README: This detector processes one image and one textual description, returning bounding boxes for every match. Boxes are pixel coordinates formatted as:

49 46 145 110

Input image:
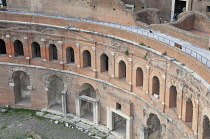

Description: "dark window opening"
83 50 91 67
66 47 75 64
206 6 210 12
152 76 160 97
119 60 126 79
203 116 210 139
49 44 58 61
0 0 7 7
100 54 109 72
185 98 193 128
136 67 143 87
116 103 121 110
0 39 6 54
14 40 24 57
169 86 177 109
31 42 41 58
174 0 186 15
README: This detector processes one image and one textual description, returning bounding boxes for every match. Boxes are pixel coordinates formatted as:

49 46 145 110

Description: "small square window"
206 6 210 12
116 103 121 110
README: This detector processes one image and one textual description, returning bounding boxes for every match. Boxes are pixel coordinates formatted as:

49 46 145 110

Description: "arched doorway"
76 83 99 124
13 71 31 105
203 115 210 139
80 83 96 121
147 113 162 139
48 75 64 111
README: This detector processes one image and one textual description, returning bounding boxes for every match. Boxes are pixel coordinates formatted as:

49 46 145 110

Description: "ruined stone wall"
143 0 172 22
136 8 160 25
6 0 136 25
193 12 210 33
170 12 195 30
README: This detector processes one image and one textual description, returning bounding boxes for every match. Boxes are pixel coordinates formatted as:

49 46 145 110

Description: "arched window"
136 67 143 87
66 47 75 64
14 40 24 57
49 44 58 61
0 39 6 54
31 42 41 58
100 54 109 72
185 98 193 127
119 60 126 79
83 50 91 67
169 85 177 109
152 76 160 97
203 116 210 139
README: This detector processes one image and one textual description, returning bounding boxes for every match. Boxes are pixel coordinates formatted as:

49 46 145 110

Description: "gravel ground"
0 108 92 139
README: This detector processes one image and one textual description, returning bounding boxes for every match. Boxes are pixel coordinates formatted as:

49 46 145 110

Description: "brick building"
0 0 210 139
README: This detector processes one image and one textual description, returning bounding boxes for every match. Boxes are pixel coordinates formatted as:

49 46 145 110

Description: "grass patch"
1 125 7 129
124 49 129 56
139 42 146 46
162 51 167 55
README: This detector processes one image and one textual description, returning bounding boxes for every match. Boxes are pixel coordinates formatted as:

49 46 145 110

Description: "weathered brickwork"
0 13 209 139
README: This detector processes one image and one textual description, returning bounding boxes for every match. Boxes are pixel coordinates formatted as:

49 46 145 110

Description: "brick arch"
9 67 32 83
63 43 78 64
202 108 210 139
133 62 147 87
96 50 112 59
149 70 164 99
80 46 94 69
13 40 24 57
11 36 26 57
76 79 99 97
115 55 129 81
43 73 68 91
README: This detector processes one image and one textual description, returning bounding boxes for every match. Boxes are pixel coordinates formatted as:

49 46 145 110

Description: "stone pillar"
110 52 115 77
171 0 175 20
76 98 81 117
146 65 151 95
93 102 100 124
61 90 67 115
107 107 113 130
140 125 148 139
126 117 133 139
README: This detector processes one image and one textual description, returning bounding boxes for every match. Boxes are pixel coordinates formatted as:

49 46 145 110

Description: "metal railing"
4 11 210 67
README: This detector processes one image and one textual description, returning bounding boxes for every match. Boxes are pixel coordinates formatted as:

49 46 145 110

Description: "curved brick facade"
0 9 209 139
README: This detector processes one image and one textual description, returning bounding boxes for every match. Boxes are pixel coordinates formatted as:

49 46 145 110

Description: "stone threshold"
36 109 123 139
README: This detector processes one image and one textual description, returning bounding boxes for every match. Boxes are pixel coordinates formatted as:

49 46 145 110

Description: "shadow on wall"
136 8 161 25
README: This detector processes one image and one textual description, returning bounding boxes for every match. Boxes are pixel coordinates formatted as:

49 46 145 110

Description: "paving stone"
76 122 92 130
36 111 44 117
50 115 63 120
90 128 101 135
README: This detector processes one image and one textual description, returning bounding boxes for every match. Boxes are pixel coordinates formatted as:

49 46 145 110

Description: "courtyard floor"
0 108 92 139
